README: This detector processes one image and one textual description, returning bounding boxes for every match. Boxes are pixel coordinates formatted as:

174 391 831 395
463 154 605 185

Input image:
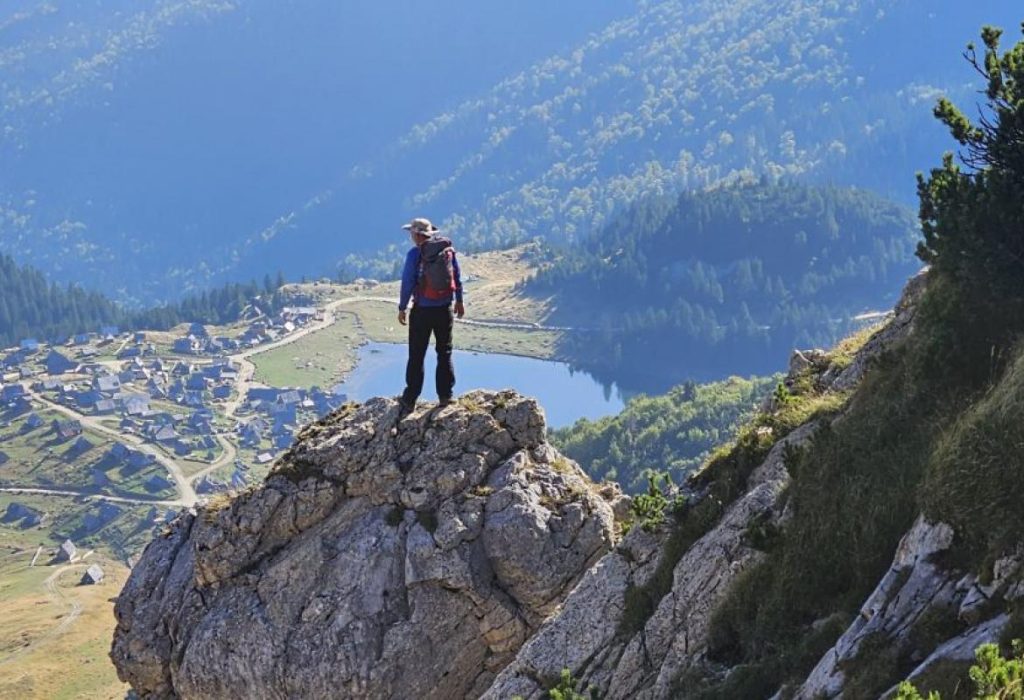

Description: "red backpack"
417 236 457 300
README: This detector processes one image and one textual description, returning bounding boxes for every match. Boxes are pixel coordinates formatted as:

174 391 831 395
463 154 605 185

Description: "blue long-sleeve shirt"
398 244 464 311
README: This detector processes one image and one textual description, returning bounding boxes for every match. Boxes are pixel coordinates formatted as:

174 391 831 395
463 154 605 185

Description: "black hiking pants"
401 305 455 404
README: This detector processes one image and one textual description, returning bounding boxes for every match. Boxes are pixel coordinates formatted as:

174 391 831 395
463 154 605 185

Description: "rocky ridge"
111 391 622 699
113 269 1017 700
483 270 947 700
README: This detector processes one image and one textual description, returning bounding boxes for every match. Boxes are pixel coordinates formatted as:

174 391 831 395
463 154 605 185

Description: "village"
0 302 352 565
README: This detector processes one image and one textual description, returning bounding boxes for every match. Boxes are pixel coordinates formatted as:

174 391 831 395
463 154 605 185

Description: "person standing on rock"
397 217 465 414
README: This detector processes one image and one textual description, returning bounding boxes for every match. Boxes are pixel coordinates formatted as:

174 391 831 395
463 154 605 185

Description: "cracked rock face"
791 516 1020 700
483 421 817 700
111 391 618 700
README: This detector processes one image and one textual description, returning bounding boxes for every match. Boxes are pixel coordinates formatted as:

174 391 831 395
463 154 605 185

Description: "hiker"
397 217 465 413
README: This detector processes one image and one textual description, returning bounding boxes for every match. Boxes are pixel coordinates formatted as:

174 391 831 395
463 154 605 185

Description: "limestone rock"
484 272 928 700
791 517 957 699
484 421 819 700
792 515 1019 700
111 391 616 700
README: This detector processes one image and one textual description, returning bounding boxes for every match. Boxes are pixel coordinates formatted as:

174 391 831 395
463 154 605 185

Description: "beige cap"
401 217 439 235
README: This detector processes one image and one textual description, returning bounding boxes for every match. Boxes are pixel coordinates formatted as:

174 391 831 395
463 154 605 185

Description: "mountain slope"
529 180 920 389
2 1 1021 300
254 0 1020 276
489 23 1024 699
108 18 1024 700
0 0 632 303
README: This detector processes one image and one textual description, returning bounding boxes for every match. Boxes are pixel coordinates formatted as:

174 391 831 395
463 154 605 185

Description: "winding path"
0 563 87 667
23 387 199 506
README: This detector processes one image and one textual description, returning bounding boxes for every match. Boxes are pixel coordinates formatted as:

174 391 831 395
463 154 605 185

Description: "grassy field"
293 244 552 323
353 300 562 359
255 246 563 389
0 410 179 502
0 541 128 700
0 493 167 563
0 410 114 490
251 312 364 389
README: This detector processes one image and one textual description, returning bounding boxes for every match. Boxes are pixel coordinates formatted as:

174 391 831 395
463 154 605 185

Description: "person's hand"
454 301 465 319
398 309 407 326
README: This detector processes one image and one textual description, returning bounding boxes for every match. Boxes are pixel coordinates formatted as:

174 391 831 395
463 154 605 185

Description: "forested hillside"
282 0 1019 281
683 24 1024 697
551 375 777 493
128 275 289 330
0 254 122 347
0 1 1018 300
528 181 920 389
0 253 288 346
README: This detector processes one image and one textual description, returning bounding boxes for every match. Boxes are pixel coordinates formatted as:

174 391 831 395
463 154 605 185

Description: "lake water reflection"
336 343 625 428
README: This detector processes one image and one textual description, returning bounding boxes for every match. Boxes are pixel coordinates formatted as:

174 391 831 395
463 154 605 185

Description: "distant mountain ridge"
1 1 1018 301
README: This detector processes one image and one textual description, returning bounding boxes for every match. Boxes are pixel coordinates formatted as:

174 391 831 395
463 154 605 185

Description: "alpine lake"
334 342 625 428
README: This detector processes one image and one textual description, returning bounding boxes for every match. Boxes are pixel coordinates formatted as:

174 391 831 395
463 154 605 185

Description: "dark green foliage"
628 472 687 533
0 250 289 346
897 641 1024 699
703 289 991 695
128 275 289 330
915 24 1024 571
842 632 907 700
0 253 122 347
917 24 1024 306
385 507 405 527
920 344 1024 569
682 614 849 699
528 181 919 387
898 660 974 700
550 376 777 494
416 509 438 534
844 605 970 700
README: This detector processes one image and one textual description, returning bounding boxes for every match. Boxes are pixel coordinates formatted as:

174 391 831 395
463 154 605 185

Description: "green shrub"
546 668 598 700
629 471 686 532
897 640 1024 699
701 273 1009 694
618 494 724 640
920 344 1024 568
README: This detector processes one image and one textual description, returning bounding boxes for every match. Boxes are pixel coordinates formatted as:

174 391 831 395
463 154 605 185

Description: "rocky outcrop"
828 266 928 392
484 420 818 700
111 391 620 700
790 516 1020 700
484 271 931 699
113 271 964 700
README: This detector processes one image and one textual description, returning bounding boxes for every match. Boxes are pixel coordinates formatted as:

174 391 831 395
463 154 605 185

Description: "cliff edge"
111 391 623 699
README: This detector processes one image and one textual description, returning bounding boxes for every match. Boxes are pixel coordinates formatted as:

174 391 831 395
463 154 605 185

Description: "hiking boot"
397 397 416 417
438 396 454 408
